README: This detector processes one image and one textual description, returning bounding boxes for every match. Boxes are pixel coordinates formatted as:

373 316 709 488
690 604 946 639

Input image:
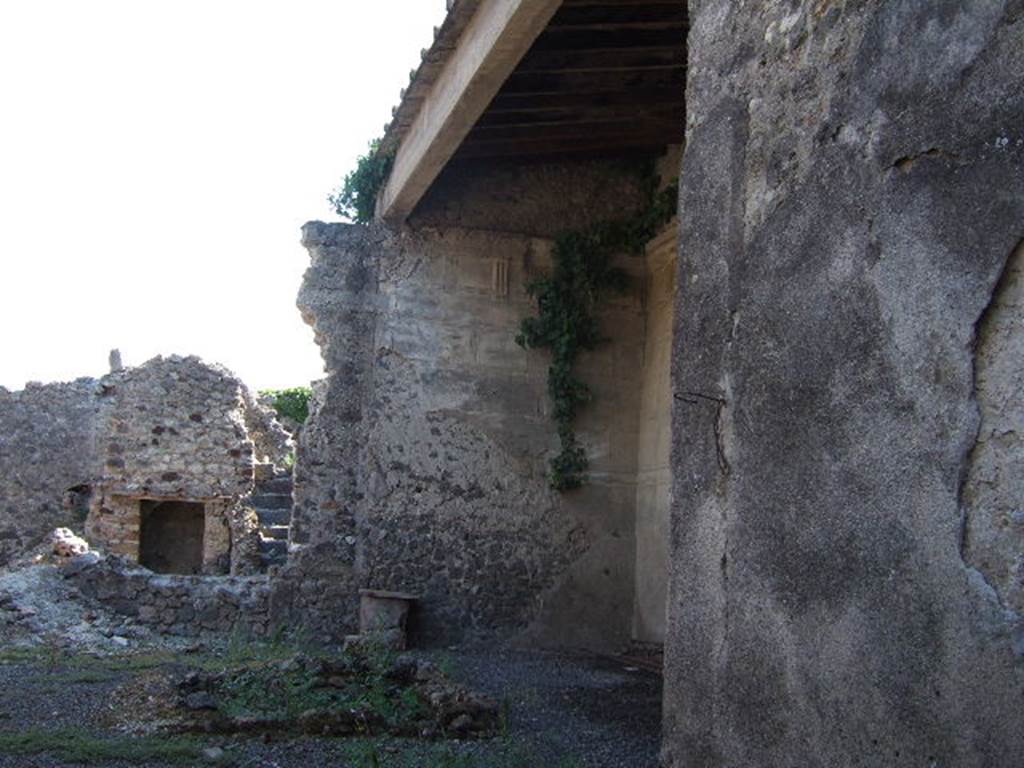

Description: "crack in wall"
890 147 963 174
674 391 731 477
960 237 1024 617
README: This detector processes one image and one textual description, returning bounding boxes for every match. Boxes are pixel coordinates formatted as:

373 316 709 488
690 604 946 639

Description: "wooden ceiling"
451 0 688 162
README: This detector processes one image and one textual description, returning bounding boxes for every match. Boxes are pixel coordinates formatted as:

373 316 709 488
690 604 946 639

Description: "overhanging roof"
378 0 688 223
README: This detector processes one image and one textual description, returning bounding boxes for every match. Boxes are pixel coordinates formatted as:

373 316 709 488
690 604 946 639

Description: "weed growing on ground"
213 637 427 731
0 728 208 764
337 737 547 768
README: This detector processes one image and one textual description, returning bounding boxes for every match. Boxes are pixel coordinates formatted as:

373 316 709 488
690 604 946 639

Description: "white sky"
0 0 447 391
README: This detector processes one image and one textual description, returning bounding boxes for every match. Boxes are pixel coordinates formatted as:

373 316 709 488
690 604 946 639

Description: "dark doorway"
139 500 205 574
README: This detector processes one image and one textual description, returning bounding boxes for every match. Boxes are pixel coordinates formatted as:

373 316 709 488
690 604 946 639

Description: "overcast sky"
0 0 447 391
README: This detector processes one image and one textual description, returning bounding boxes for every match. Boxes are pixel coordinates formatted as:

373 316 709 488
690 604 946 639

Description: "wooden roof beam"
378 0 562 224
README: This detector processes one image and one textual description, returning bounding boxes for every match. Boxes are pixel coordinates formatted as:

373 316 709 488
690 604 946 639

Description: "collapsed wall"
663 2 1024 766
0 356 291 577
85 356 258 573
0 379 103 565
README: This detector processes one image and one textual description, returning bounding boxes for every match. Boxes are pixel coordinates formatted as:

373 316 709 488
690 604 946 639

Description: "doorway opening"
139 499 205 574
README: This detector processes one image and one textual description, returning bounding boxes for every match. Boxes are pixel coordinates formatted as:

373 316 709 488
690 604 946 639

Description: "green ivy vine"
328 139 395 224
516 174 678 491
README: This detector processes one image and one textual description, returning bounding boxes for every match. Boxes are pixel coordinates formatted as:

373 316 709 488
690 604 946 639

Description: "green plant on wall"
329 139 396 224
260 387 313 425
517 172 678 491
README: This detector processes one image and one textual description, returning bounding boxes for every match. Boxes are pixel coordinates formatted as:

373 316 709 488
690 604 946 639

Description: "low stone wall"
66 554 270 638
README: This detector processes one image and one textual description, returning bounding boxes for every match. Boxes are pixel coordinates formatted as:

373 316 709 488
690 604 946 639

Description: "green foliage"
215 642 425 731
0 728 208 764
260 387 312 425
329 139 396 224
517 171 678 491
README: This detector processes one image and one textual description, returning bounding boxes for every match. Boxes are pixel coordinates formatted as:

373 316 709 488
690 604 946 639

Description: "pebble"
184 692 218 711
202 746 225 762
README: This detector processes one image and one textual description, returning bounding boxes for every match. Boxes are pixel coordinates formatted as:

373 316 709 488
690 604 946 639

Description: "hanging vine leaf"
517 172 679 491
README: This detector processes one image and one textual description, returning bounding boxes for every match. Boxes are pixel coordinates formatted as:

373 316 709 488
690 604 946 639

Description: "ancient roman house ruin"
284 0 1024 765
0 355 293 577
0 1 1021 765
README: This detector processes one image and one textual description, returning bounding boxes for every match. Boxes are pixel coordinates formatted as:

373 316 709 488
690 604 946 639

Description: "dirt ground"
0 564 662 768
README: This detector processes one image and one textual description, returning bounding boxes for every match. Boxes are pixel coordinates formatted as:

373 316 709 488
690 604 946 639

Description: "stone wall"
284 220 648 648
85 356 258 571
410 157 651 238
243 389 294 467
0 379 102 565
67 554 270 638
0 356 285 574
93 356 255 500
663 2 1024 766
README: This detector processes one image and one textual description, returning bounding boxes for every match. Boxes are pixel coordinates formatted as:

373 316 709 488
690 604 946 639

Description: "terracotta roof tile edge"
378 0 483 156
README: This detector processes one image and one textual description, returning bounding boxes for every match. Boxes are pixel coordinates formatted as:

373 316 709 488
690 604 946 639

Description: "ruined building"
0 355 293 576
287 1 1023 765
0 1 1020 765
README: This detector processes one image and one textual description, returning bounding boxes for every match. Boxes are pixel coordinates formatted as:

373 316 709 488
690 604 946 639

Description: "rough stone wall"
0 356 268 573
68 554 269 638
242 389 294 467
633 222 677 644
0 380 102 566
85 356 256 568
410 157 651 237
664 2 1024 766
94 356 254 500
286 221 646 648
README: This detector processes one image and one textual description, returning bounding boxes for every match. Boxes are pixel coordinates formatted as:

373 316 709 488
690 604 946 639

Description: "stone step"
262 476 294 494
253 508 290 526
249 493 292 510
260 524 290 541
259 538 287 556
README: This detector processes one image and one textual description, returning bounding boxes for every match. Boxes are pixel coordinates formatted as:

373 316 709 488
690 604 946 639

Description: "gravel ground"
0 563 661 766
0 644 661 768
422 645 662 767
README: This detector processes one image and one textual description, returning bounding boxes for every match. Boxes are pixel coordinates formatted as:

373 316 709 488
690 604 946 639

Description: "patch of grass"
0 645 48 664
215 644 426 730
0 728 210 765
336 737 546 768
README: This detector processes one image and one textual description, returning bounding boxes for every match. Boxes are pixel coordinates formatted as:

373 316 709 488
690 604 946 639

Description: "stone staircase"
250 465 293 571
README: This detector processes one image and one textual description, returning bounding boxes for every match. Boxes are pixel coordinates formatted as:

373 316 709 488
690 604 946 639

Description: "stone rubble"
50 527 89 559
